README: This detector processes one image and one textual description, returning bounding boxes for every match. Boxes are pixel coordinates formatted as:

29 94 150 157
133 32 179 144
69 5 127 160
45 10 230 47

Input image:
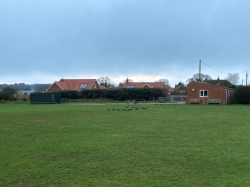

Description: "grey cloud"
0 0 249 84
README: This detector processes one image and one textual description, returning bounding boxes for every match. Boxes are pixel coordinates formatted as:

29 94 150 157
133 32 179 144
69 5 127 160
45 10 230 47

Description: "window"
80 84 88 89
200 90 208 97
127 85 135 88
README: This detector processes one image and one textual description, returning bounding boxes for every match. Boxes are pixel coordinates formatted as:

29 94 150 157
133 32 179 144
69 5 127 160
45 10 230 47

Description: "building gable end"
55 82 66 90
89 80 100 89
142 84 151 88
46 82 64 92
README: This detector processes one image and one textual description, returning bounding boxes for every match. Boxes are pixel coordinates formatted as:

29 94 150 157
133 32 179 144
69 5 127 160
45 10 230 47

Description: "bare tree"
158 79 170 86
97 76 115 88
186 73 212 83
225 73 239 85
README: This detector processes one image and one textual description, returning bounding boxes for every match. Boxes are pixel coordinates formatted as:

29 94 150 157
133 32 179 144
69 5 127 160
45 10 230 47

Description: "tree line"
186 73 240 85
98 72 241 88
0 83 51 92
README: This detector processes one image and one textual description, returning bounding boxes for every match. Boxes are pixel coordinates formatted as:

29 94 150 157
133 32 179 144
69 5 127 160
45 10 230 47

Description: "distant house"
203 77 233 87
123 81 165 89
99 84 108 89
165 85 174 93
122 78 173 93
173 85 187 95
46 79 106 92
187 80 234 105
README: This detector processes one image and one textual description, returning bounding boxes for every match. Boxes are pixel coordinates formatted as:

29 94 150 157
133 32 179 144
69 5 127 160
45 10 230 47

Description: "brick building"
187 81 234 105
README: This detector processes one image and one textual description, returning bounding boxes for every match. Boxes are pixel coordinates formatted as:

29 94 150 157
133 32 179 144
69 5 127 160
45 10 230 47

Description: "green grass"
1 103 250 186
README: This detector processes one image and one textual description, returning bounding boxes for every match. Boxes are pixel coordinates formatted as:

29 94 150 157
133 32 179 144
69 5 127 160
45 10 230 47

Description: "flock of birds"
107 105 149 111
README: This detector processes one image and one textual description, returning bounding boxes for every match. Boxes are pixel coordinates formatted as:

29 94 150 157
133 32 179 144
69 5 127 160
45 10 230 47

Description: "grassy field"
1 103 250 187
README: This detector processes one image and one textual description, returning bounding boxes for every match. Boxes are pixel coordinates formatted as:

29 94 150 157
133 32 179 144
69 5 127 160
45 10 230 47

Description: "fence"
14 94 30 101
170 95 187 103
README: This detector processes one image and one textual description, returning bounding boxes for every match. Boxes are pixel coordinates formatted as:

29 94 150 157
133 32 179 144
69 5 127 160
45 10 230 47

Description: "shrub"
2 86 16 94
59 88 167 101
79 89 107 99
234 86 250 104
0 91 15 101
59 91 79 99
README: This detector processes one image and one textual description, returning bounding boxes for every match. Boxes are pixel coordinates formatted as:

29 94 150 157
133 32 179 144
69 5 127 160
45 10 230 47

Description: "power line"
201 61 228 74
202 61 247 75
240 70 247 74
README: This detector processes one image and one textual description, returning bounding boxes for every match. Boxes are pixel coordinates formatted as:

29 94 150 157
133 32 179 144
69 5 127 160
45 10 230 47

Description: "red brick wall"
47 83 62 92
187 82 227 105
90 81 100 89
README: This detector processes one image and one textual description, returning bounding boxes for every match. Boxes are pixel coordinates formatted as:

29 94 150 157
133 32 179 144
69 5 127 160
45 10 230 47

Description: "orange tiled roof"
173 85 187 91
165 85 174 92
54 79 99 91
99 85 108 89
123 82 165 89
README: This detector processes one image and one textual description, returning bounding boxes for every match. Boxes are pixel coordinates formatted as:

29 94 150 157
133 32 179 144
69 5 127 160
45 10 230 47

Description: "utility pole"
199 60 201 82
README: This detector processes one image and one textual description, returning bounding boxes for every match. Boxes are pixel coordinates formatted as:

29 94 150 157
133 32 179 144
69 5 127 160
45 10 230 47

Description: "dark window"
127 85 135 88
200 90 208 97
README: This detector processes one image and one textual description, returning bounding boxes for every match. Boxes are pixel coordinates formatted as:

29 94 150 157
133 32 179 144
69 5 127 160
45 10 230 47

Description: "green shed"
30 92 61 104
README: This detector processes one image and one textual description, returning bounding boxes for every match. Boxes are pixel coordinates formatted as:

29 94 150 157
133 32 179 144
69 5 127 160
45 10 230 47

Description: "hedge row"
234 86 250 104
58 88 167 101
0 91 15 101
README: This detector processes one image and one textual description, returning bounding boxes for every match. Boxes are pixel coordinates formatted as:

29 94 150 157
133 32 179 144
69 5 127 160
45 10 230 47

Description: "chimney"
217 76 220 85
126 77 129 83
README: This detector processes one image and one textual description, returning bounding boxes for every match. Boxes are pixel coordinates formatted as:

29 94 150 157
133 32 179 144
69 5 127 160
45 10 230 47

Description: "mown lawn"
0 103 250 187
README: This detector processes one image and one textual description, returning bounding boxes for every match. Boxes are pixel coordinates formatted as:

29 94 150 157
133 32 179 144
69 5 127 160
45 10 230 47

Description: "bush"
0 91 15 101
79 89 106 99
59 91 80 99
60 88 167 101
234 86 250 104
2 86 16 94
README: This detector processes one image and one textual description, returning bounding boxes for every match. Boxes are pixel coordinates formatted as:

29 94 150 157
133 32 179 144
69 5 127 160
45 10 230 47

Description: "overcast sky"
0 0 249 86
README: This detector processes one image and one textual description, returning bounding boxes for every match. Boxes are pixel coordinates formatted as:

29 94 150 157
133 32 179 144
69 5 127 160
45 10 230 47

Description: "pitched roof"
174 85 187 91
48 79 99 91
123 82 167 89
203 79 232 87
99 85 108 89
165 85 174 92
188 81 233 89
